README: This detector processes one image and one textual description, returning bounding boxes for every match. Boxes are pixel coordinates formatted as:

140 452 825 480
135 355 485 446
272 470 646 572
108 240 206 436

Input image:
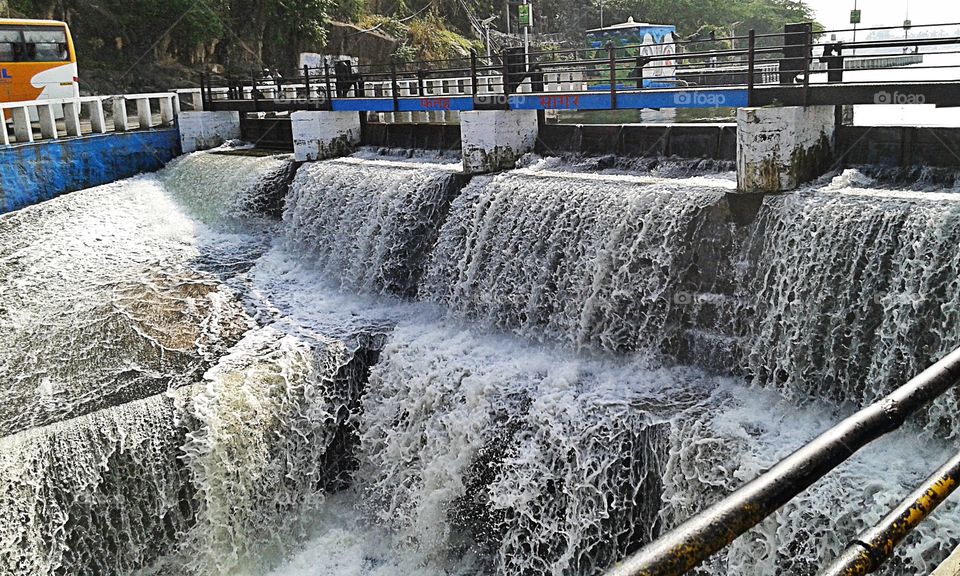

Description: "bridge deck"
207 80 960 114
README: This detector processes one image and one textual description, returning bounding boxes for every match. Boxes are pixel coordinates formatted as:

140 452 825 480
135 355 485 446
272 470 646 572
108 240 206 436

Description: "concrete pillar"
441 79 455 123
160 97 175 126
113 97 129 132
397 81 413 123
291 111 361 162
736 105 835 194
460 110 539 174
11 107 33 143
63 101 82 137
89 99 107 134
190 90 204 111
178 110 241 153
37 104 58 139
136 98 152 130
380 82 394 124
426 80 443 123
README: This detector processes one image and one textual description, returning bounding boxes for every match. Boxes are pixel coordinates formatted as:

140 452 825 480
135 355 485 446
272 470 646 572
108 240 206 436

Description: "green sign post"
850 9 861 24
518 4 533 27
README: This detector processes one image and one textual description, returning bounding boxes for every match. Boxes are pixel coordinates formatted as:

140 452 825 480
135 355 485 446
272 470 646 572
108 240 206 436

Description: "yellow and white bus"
0 19 79 114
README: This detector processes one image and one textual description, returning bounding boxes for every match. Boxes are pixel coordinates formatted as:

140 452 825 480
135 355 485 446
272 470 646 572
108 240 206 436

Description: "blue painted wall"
0 129 181 214
328 88 749 113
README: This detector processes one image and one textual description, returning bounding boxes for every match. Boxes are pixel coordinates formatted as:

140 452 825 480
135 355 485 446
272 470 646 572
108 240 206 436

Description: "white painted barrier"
1 92 179 146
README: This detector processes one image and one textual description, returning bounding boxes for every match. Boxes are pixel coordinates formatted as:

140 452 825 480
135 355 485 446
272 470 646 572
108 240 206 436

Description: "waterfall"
153 328 382 575
160 150 298 226
421 167 734 353
420 164 960 422
6 152 960 576
737 184 960 426
283 157 468 296
0 150 317 575
271 321 960 576
0 387 197 575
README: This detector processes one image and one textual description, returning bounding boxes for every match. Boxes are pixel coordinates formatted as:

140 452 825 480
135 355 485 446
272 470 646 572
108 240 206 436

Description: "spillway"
2 150 959 576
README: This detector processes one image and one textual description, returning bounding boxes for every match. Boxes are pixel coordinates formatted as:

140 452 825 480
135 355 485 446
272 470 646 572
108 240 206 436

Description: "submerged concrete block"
460 110 539 174
291 111 361 162
736 105 835 193
178 111 241 153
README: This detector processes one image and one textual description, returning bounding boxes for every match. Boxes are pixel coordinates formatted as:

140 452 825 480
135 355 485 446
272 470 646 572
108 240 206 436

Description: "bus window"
0 28 19 62
22 28 69 62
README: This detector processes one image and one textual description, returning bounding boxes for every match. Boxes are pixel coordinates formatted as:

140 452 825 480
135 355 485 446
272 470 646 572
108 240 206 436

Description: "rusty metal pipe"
604 346 960 576
818 450 960 576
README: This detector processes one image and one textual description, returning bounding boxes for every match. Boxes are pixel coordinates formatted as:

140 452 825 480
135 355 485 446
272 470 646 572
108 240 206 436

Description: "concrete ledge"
0 130 181 214
737 106 835 193
179 111 241 153
291 111 361 161
461 110 538 174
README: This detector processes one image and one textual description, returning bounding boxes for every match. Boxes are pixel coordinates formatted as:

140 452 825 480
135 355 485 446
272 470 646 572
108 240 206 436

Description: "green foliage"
403 12 480 61
9 0 819 89
357 14 408 38
8 0 336 73
542 0 816 41
357 11 481 65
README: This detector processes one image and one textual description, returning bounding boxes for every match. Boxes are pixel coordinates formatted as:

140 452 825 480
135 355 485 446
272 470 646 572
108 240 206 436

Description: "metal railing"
819 449 960 576
195 21 960 115
603 345 960 576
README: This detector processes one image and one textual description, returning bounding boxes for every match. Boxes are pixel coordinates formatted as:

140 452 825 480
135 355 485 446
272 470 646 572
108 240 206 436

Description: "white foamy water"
738 182 960 427
264 321 958 576
420 168 730 352
283 157 465 296
4 151 960 576
0 171 252 437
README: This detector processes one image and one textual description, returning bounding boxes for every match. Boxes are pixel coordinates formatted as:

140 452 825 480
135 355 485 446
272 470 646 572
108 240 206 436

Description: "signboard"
904 19 912 30
850 9 861 24
518 4 533 27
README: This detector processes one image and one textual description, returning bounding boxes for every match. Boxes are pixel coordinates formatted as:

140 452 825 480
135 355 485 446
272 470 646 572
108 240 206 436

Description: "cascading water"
283 156 467 296
4 150 960 576
270 321 959 576
0 150 371 576
420 164 736 353
0 169 251 437
0 387 197 575
736 179 960 424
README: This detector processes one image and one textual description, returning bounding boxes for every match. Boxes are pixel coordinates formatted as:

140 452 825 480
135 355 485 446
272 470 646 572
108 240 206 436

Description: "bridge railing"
196 20 960 115
1 92 179 146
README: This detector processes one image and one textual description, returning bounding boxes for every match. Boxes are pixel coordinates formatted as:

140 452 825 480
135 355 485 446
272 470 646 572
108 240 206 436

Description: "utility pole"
851 0 859 56
904 0 911 43
521 0 531 65
481 15 498 63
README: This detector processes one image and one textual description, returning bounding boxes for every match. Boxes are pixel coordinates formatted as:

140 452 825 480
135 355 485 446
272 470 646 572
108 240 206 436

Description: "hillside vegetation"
6 0 814 92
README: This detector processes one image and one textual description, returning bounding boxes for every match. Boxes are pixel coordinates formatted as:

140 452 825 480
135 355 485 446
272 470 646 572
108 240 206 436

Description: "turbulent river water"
2 149 959 576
